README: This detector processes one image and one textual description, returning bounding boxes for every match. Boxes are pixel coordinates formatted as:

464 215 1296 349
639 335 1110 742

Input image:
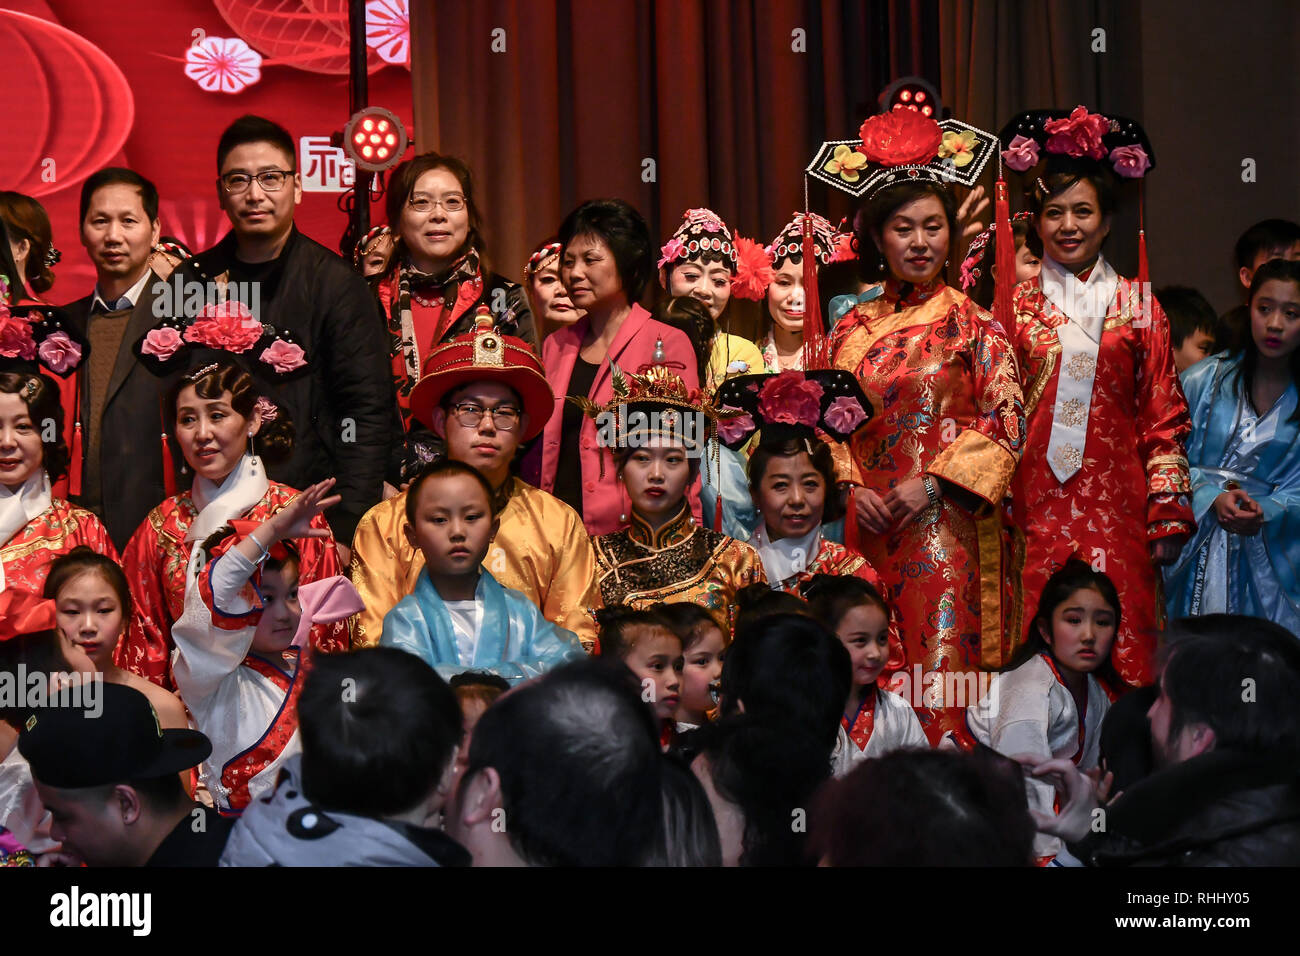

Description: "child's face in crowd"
1249 278 1300 363
621 443 691 524
1014 239 1041 283
1039 586 1116 676
754 450 825 541
767 260 806 336
405 474 495 579
1174 328 1216 373
251 562 301 654
1035 178 1110 269
1242 243 1300 290
174 386 260 483
836 602 890 689
678 625 726 722
433 383 525 484
55 569 124 671
0 391 44 491
361 232 394 277
622 626 683 721
529 254 583 327
667 257 732 321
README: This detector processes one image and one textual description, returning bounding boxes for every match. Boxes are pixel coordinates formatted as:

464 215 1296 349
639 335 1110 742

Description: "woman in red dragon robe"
998 107 1194 688
808 108 1026 744
116 306 349 690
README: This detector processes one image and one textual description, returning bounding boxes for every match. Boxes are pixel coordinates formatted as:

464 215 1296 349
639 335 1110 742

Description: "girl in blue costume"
1165 259 1300 632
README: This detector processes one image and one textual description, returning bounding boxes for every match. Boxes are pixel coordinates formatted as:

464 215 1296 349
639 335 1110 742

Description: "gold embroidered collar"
628 502 695 550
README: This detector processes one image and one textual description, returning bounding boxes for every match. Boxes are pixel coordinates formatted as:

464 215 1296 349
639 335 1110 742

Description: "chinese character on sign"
299 136 356 193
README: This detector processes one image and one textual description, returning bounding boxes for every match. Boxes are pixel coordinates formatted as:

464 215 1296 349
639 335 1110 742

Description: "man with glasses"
350 311 600 650
164 114 392 557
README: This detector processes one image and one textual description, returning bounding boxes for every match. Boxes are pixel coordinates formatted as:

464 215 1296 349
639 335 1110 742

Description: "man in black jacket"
1025 615 1300 866
163 115 392 552
66 168 176 551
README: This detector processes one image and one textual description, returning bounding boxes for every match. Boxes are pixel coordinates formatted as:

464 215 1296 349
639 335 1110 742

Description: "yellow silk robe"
829 278 1025 745
349 478 601 650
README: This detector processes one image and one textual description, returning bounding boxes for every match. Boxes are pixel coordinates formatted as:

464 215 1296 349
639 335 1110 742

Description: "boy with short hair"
1156 285 1220 373
220 648 470 866
380 460 585 683
1220 219 1300 350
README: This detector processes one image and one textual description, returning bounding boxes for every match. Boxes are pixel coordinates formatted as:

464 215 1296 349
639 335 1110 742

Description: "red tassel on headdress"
160 401 177 499
1137 180 1150 288
992 177 1015 330
67 386 83 497
714 492 724 532
800 216 828 370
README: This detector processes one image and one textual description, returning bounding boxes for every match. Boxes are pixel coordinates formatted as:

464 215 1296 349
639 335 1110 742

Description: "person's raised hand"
271 478 341 542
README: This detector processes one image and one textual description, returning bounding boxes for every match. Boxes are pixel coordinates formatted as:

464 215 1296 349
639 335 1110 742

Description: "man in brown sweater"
66 168 176 550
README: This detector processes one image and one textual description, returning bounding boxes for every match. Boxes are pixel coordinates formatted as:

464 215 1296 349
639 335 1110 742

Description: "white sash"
0 471 52 591
752 523 820 588
184 454 270 588
1040 255 1119 483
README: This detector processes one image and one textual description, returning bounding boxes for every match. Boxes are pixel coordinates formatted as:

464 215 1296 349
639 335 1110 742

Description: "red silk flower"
858 109 943 167
731 236 775 301
759 371 823 427
184 301 264 353
1043 106 1110 160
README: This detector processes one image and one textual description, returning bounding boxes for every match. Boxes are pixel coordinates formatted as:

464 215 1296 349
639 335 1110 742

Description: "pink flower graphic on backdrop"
185 36 263 94
366 0 410 66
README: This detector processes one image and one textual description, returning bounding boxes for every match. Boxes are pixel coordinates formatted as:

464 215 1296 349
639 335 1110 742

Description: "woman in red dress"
0 301 113 594
117 311 349 690
809 110 1025 744
998 108 1193 688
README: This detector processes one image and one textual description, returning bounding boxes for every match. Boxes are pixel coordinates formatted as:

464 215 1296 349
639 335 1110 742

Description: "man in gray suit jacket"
66 168 176 551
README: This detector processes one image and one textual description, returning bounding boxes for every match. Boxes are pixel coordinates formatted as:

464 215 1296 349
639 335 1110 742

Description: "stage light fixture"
877 77 944 120
342 106 408 172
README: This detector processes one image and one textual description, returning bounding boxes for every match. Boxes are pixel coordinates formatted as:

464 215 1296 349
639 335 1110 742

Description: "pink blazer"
532 303 702 536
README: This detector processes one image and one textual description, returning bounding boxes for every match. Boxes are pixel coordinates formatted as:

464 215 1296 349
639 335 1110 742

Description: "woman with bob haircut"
529 198 699 534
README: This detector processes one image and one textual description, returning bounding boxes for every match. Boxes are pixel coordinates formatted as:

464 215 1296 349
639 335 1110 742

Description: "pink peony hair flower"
141 326 184 361
823 396 867 433
37 332 82 374
1001 134 1040 172
1043 106 1110 160
658 237 687 269
715 410 755 445
758 371 823 427
0 314 37 360
253 396 280 423
1109 144 1151 179
185 301 264 353
260 339 308 373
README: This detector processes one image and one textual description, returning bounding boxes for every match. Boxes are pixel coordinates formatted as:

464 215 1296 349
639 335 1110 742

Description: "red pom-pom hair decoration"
730 236 774 300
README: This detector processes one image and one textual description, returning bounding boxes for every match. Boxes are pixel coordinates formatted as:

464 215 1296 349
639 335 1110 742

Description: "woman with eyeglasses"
374 154 539 488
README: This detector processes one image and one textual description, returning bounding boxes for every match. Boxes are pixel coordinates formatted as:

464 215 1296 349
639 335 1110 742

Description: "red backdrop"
0 0 415 302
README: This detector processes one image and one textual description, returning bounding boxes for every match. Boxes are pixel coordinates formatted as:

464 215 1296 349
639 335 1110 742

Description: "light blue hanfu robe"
380 569 586 684
1164 353 1300 633
700 436 759 541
